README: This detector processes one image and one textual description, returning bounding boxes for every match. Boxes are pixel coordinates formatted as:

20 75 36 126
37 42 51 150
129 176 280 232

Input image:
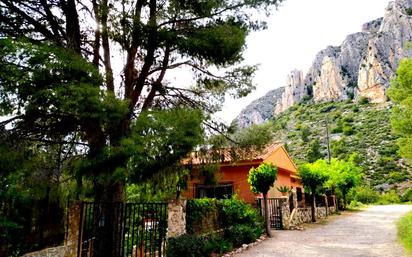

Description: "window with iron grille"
194 183 234 199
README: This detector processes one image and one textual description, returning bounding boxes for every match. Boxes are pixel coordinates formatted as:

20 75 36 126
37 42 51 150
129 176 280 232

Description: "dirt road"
235 205 412 257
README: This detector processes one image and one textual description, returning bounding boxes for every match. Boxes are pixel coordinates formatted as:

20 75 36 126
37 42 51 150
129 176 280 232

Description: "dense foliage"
248 162 277 236
0 0 284 255
325 158 362 207
170 197 263 257
248 163 278 195
397 211 412 255
186 197 262 234
299 160 330 195
388 58 412 164
253 100 412 189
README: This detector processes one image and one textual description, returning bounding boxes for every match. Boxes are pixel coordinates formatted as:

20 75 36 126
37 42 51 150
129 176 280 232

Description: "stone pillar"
291 190 298 210
64 202 81 257
324 195 329 216
167 199 186 238
280 197 290 230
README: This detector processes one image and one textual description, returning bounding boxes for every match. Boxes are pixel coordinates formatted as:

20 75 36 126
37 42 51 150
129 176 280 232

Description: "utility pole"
325 115 331 163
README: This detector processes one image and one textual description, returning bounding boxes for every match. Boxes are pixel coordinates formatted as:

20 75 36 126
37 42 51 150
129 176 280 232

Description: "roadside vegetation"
167 196 263 257
269 100 412 188
398 211 412 255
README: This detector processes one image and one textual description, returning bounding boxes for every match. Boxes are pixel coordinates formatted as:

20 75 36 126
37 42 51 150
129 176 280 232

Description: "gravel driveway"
235 205 412 257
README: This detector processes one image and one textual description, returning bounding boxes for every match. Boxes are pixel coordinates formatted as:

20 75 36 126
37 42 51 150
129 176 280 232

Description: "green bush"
401 189 412 202
397 211 412 255
186 195 262 233
331 125 343 134
218 196 262 228
166 234 207 257
377 190 401 204
406 8 412 15
181 196 264 256
348 200 365 209
359 97 369 104
168 220 262 256
203 233 232 255
224 224 262 247
347 186 380 204
186 198 218 234
342 124 354 135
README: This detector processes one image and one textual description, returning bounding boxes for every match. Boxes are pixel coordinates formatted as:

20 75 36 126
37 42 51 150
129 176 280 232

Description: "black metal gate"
77 202 168 257
256 198 284 229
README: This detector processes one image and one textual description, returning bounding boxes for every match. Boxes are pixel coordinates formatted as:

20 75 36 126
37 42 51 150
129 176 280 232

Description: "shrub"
218 196 262 228
331 125 343 134
300 125 310 142
186 198 218 234
347 186 380 204
166 234 206 257
343 115 354 123
343 124 354 135
359 97 369 104
352 106 360 112
397 211 412 255
224 224 262 247
407 7 412 15
401 189 412 202
202 233 232 255
348 200 365 209
377 190 401 204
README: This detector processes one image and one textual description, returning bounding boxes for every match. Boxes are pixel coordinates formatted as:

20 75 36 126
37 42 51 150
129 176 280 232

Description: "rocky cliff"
235 0 412 128
357 0 412 102
274 70 306 114
234 87 284 129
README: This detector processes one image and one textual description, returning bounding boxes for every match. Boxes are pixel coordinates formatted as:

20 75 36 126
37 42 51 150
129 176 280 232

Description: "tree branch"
142 45 171 109
1 0 56 41
101 0 114 91
158 3 244 27
131 0 158 108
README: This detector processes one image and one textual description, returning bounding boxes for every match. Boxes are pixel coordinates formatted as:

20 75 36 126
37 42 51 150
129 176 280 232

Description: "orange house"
182 143 303 204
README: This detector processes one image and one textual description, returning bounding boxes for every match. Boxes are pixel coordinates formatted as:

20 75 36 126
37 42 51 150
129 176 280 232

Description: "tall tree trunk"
311 190 316 222
263 193 272 237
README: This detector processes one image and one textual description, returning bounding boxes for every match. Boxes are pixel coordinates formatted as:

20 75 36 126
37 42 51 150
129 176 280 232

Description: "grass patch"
398 211 412 255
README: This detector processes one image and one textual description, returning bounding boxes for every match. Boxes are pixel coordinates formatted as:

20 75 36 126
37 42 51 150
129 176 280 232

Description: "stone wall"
281 192 337 229
167 199 187 238
21 203 81 257
288 206 331 228
64 203 81 257
21 246 67 257
280 198 291 229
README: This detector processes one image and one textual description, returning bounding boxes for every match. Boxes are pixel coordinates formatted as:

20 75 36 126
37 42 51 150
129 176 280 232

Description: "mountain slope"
270 100 411 190
234 87 284 128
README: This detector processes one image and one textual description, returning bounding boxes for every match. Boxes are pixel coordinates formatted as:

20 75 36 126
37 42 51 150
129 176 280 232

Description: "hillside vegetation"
266 99 411 190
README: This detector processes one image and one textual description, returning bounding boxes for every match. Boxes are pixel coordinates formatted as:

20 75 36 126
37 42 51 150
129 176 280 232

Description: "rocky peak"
307 31 370 102
304 46 341 89
274 70 305 114
357 0 412 102
235 0 412 128
362 18 383 33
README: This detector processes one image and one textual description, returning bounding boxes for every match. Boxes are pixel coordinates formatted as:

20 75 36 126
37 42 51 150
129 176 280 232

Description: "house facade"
182 143 303 204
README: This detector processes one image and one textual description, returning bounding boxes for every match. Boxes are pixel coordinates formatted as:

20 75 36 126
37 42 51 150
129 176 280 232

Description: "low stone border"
221 235 268 257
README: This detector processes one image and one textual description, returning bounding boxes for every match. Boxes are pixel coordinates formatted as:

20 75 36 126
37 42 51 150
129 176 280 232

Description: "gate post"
64 202 81 257
280 198 290 230
167 199 186 238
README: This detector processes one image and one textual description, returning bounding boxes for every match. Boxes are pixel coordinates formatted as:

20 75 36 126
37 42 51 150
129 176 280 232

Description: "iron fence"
256 198 285 229
77 202 168 257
